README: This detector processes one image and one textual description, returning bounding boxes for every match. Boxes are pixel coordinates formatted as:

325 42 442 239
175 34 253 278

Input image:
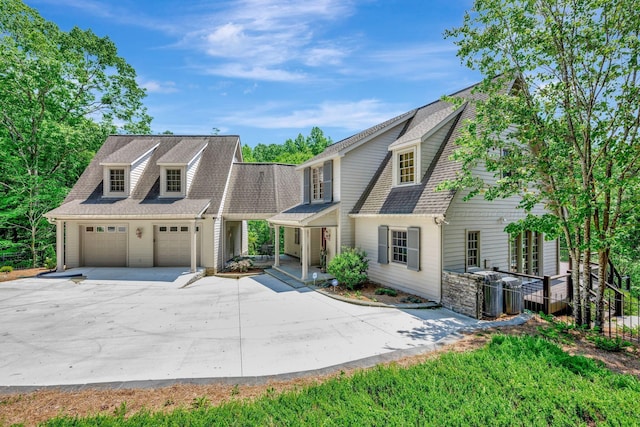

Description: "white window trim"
393 146 420 187
102 166 130 198
311 165 324 203
160 166 186 198
390 227 408 265
466 230 480 271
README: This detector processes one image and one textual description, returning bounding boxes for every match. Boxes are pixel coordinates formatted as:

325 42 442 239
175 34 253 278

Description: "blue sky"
25 0 480 147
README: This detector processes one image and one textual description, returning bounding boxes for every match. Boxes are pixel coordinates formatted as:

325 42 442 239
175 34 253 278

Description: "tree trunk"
595 249 609 329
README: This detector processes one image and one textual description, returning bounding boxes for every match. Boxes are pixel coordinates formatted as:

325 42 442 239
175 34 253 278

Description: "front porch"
270 254 334 285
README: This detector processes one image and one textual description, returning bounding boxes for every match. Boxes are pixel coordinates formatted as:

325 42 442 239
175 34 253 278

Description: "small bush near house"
44 257 56 270
1 266 13 273
225 258 253 273
375 287 398 297
327 247 368 290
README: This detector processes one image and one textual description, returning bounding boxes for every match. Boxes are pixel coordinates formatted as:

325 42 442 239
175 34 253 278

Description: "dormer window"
395 148 417 186
110 169 125 193
166 169 182 193
160 166 185 197
102 166 130 197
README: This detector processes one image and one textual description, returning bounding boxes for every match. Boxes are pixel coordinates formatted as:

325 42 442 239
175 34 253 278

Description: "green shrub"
590 335 632 352
0 266 13 273
44 257 56 270
375 287 398 297
327 247 368 290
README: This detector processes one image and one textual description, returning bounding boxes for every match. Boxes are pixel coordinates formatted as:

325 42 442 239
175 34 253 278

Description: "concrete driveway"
0 270 523 389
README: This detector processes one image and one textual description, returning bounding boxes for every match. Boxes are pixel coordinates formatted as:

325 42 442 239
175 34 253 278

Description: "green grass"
43 335 640 426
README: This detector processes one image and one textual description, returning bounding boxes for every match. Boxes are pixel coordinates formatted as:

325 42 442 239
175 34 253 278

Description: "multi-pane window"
467 231 480 268
510 231 542 275
399 151 415 184
110 169 125 192
166 169 182 193
312 166 324 201
391 230 408 264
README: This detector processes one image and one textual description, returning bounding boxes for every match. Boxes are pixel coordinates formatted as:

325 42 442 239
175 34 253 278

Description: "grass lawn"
41 335 640 426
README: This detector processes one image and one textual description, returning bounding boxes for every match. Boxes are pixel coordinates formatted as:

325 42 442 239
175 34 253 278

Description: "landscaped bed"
317 280 432 306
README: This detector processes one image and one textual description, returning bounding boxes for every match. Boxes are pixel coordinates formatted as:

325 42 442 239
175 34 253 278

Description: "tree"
242 127 332 164
444 0 640 326
0 0 152 266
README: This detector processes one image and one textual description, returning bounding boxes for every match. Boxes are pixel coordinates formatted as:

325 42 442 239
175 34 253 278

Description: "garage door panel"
82 226 127 267
154 225 191 266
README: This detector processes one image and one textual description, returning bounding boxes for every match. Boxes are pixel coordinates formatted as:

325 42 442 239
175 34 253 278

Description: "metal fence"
479 271 640 344
0 251 47 270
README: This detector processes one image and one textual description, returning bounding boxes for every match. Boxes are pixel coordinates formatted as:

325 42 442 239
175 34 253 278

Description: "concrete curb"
311 287 441 309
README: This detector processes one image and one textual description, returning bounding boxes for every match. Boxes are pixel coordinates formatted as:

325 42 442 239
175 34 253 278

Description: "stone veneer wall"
441 270 484 319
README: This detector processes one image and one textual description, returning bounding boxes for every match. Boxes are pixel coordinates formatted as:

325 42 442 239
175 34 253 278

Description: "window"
294 228 300 245
159 226 167 232
398 150 415 184
96 226 105 233
467 231 480 268
311 166 323 201
501 149 512 178
391 230 408 264
180 226 189 232
110 169 125 192
166 169 182 193
86 226 94 232
510 231 542 275
170 226 178 232
107 226 116 233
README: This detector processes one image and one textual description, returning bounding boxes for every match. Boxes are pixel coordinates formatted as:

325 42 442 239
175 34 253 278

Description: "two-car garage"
80 224 199 267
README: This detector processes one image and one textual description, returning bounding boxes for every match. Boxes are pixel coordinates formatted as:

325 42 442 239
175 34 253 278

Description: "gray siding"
421 114 457 178
339 123 406 248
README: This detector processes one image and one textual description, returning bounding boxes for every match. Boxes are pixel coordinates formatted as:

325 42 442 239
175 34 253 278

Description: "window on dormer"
109 169 125 193
398 150 415 184
311 166 324 201
166 169 182 193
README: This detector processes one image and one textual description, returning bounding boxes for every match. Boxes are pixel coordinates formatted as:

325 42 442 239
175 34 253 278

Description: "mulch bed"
320 281 431 305
0 267 49 282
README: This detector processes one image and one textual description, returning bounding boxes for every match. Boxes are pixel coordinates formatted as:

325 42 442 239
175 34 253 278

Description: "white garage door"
154 225 197 266
82 225 127 267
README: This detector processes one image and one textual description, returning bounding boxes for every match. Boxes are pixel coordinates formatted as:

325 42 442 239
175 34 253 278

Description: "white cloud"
221 99 406 131
139 79 179 94
203 64 307 82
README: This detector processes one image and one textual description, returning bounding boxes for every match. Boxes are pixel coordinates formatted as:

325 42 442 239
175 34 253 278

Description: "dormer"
157 139 208 198
100 139 159 198
388 103 464 187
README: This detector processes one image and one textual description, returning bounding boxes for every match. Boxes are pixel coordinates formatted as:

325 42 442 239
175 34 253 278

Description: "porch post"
301 227 308 280
56 220 64 272
190 219 197 273
274 225 280 267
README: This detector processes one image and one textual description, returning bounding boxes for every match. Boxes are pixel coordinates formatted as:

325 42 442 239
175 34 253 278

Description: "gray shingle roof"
301 109 418 165
352 81 488 216
223 163 300 216
46 135 240 218
157 138 208 165
269 202 339 224
99 138 159 165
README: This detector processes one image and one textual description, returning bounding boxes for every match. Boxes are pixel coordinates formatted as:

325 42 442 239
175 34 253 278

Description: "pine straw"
2 317 639 426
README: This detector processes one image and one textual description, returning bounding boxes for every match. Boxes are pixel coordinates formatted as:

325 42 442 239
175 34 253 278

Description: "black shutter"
303 167 310 204
378 225 388 264
323 160 333 202
407 227 420 271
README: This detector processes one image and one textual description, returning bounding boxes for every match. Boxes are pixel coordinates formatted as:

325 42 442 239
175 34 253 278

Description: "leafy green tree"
444 0 640 326
0 0 152 266
243 127 332 164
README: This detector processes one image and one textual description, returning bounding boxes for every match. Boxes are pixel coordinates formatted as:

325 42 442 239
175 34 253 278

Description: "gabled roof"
157 138 208 165
222 163 300 216
46 135 240 219
100 138 159 165
299 109 418 167
352 80 491 216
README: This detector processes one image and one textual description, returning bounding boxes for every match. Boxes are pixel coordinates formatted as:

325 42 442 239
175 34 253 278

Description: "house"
45 135 299 273
268 81 559 301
